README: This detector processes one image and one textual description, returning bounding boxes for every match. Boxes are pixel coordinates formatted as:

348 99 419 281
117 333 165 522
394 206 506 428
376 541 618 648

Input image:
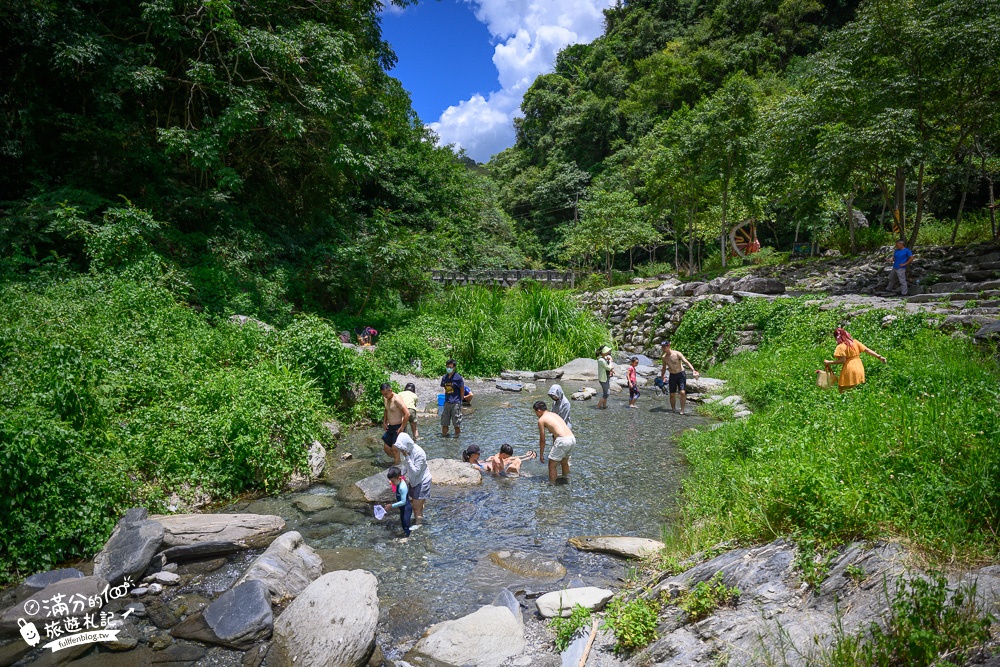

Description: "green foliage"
825 574 993 666
677 572 741 622
671 299 1000 560
0 274 380 583
795 539 835 590
548 604 593 651
845 564 866 584
603 596 662 652
376 284 610 377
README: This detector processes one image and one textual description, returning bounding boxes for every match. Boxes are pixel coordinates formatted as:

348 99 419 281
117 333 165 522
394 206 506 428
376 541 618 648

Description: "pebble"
148 583 163 595
145 571 180 585
132 587 149 596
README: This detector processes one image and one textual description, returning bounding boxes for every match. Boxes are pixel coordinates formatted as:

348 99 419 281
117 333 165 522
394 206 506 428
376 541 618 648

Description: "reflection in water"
224 388 699 649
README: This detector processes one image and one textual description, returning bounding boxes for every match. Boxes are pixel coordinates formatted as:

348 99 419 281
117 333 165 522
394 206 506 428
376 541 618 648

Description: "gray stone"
102 619 140 651
354 469 393 503
571 387 597 401
501 370 537 380
488 551 566 579
235 531 323 604
171 579 272 649
974 321 1000 340
292 494 337 513
552 358 598 381
536 587 614 618
267 571 378 667
732 276 785 294
406 604 525 667
428 458 482 486
685 377 726 394
145 571 180 586
491 588 522 624
1 575 109 633
733 410 752 419
533 369 564 380
230 315 275 331
567 536 664 559
151 513 285 555
23 568 84 592
93 507 165 587
307 441 326 479
719 395 744 407
496 381 524 392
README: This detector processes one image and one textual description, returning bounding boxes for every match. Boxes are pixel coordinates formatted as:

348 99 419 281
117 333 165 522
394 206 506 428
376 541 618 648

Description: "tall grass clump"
376 282 610 376
669 298 1000 562
0 273 386 583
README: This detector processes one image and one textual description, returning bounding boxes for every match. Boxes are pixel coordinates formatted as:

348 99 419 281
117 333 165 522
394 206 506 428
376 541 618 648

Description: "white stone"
568 536 664 559
536 587 614 618
407 605 525 667
268 570 378 667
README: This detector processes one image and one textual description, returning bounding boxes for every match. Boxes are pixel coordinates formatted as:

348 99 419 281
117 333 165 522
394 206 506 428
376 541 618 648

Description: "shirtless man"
659 340 699 415
381 383 410 464
534 401 576 483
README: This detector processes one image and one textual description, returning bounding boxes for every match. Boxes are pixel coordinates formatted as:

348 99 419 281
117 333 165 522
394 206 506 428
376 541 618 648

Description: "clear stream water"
222 389 701 651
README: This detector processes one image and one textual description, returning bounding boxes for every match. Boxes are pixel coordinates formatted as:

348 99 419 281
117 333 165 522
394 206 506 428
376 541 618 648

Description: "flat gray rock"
1 575 109 632
171 579 272 649
406 604 525 667
23 568 84 592
292 494 337 513
552 358 598 381
93 507 165 587
428 458 482 486
568 535 664 559
533 369 565 380
267 570 378 667
488 551 566 579
536 587 614 618
354 468 393 503
501 370 537 380
152 513 285 551
496 381 524 392
235 531 322 604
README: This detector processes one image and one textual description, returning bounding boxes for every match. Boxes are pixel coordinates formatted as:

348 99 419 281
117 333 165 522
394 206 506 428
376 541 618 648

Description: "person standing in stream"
659 340 699 415
393 433 432 526
440 359 464 437
381 383 409 464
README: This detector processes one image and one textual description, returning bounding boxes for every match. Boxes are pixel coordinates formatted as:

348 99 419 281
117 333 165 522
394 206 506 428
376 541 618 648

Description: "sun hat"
599 345 612 355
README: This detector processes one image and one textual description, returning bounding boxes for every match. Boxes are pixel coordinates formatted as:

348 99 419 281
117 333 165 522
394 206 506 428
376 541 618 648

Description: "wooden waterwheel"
729 219 761 258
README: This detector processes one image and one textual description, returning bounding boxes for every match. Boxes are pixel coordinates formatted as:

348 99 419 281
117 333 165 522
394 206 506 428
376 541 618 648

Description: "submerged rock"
488 551 566 579
567 535 664 559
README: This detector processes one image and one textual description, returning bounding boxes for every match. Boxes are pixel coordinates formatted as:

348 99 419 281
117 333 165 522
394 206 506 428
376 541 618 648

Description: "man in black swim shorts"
659 340 699 415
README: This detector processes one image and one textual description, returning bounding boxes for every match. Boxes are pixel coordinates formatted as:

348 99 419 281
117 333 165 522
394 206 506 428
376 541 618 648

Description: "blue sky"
380 0 615 163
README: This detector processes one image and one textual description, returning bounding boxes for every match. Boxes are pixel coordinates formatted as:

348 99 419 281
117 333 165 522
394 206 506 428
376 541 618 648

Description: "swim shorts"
668 371 687 393
441 401 463 429
382 424 401 446
410 478 432 500
548 435 576 462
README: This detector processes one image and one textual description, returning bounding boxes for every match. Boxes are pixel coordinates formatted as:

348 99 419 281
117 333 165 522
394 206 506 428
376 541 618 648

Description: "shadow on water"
223 387 703 648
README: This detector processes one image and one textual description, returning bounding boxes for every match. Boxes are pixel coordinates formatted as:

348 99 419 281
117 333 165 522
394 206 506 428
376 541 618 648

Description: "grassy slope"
667 298 1000 562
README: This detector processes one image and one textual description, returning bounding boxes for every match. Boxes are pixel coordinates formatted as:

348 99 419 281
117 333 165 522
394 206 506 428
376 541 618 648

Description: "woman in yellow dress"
824 327 886 393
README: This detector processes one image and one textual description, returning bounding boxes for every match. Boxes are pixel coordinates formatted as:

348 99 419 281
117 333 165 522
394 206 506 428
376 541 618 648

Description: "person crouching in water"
534 401 576 483
484 443 537 475
547 384 571 429
382 467 412 538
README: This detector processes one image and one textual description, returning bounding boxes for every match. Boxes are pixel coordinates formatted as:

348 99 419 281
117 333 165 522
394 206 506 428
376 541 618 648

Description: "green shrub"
0 275 366 583
548 604 593 651
795 540 835 590
825 573 993 666
677 572 740 622
670 298 1000 561
823 226 894 254
603 596 661 652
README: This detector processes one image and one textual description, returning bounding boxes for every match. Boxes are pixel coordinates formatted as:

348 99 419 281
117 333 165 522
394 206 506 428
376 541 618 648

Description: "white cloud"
429 0 615 162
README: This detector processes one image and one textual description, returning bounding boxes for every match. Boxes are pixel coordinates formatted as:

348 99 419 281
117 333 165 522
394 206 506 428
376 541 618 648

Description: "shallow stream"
223 388 701 653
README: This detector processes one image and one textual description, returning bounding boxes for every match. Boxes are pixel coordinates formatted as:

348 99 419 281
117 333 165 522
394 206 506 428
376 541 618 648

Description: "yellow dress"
834 341 868 388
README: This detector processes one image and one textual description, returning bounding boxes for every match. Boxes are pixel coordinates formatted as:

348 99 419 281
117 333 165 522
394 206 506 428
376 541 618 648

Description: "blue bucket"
438 393 446 406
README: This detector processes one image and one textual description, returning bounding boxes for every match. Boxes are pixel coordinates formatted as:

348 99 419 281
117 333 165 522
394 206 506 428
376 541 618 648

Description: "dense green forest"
490 0 1000 274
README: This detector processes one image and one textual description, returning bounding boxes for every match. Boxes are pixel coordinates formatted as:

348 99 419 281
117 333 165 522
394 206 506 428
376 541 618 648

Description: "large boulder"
974 320 1000 341
354 469 393 503
152 513 285 562
23 568 85 593
307 441 327 479
488 551 566 579
552 358 598 381
533 369 564 380
171 579 272 649
496 381 524 392
428 459 482 486
93 507 165 587
405 604 525 667
568 536 664 559
266 570 378 667
1 576 109 634
685 376 726 394
732 276 786 295
536 587 614 618
234 531 323 604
